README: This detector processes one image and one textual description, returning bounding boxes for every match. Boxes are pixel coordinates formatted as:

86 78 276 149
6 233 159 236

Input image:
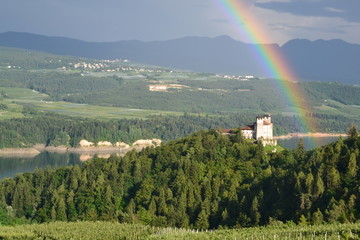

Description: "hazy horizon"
1 0 359 45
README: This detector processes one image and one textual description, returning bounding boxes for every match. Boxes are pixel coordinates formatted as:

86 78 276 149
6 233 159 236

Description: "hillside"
0 32 359 84
1 129 359 229
1 46 360 140
282 39 360 84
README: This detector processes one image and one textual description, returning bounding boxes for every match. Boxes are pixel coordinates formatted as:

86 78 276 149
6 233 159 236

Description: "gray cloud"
325 7 345 14
212 18 231 24
269 23 346 34
254 0 360 22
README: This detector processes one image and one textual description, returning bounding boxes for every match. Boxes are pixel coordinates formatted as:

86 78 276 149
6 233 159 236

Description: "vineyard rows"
0 222 359 239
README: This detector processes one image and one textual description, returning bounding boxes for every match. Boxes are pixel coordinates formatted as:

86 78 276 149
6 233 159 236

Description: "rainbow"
215 0 318 144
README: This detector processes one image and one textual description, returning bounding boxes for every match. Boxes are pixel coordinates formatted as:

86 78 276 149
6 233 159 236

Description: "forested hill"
1 129 359 229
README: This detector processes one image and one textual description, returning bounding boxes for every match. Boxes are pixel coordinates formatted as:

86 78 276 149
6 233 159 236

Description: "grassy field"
0 221 359 240
0 87 186 120
314 99 360 119
1 59 359 127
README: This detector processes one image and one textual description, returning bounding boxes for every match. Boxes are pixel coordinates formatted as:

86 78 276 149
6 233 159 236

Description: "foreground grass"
0 221 359 240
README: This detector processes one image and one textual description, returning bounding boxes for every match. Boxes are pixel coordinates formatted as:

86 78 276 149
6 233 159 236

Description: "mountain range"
0 31 359 84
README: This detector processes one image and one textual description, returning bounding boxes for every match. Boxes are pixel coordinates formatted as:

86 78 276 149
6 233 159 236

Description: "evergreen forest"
1 128 359 230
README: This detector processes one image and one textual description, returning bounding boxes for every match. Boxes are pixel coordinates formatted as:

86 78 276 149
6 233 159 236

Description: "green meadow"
314 99 360 119
0 87 185 120
0 47 360 131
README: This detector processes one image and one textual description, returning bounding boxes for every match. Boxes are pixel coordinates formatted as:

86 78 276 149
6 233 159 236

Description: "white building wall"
241 130 253 139
255 120 263 140
255 115 273 140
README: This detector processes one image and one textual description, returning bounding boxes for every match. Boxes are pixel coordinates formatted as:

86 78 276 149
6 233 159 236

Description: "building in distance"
222 114 277 146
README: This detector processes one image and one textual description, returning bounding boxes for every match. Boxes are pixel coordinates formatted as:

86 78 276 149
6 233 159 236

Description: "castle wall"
241 130 253 139
255 122 263 140
262 124 273 139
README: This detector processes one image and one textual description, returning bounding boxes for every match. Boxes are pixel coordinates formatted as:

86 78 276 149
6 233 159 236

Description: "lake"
0 136 342 180
277 136 340 150
0 152 84 180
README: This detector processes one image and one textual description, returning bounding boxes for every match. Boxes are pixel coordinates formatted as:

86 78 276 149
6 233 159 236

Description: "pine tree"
313 173 325 198
66 190 77 221
250 196 261 225
195 209 209 230
148 197 157 215
56 197 67 221
347 153 357 177
157 188 168 216
327 167 341 189
294 138 306 163
221 208 229 225
312 208 324 225
348 126 358 139
298 214 308 226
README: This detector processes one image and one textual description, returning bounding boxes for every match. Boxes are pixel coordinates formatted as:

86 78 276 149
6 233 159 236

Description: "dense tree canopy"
1 129 359 229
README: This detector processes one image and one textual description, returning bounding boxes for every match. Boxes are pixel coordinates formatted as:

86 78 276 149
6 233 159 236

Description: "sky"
1 0 359 45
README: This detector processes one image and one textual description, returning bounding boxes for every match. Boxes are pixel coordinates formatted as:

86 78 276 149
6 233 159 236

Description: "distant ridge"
0 31 359 84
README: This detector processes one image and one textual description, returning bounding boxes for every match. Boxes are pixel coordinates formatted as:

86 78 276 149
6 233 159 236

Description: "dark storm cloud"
1 0 359 44
255 0 360 22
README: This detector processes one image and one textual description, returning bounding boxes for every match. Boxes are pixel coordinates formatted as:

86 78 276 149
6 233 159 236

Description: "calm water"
0 136 342 179
277 136 340 150
0 152 83 180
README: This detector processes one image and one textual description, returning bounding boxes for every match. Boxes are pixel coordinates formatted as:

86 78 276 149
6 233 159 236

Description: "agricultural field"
1 47 360 131
0 221 359 240
0 87 185 120
314 99 360 119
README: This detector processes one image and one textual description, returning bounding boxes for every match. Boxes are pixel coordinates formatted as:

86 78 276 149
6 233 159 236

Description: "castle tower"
255 114 273 140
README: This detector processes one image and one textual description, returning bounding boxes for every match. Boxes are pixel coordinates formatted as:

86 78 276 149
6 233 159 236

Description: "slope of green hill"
1 46 359 114
1 46 360 137
1 129 359 229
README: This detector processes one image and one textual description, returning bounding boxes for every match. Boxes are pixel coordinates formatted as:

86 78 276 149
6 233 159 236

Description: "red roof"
240 126 254 130
240 123 255 130
221 129 234 134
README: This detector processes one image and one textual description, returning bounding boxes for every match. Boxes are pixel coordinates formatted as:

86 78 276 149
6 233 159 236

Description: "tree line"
1 111 357 149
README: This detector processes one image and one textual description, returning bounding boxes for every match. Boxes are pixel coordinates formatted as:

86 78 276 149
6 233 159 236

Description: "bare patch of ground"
0 148 41 158
148 84 189 92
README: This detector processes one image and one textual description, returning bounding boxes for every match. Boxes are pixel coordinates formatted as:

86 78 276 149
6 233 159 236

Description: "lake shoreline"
0 133 348 157
274 132 347 140
0 144 145 158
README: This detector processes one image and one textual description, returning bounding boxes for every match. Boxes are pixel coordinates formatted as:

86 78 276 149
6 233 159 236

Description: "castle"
222 114 277 146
